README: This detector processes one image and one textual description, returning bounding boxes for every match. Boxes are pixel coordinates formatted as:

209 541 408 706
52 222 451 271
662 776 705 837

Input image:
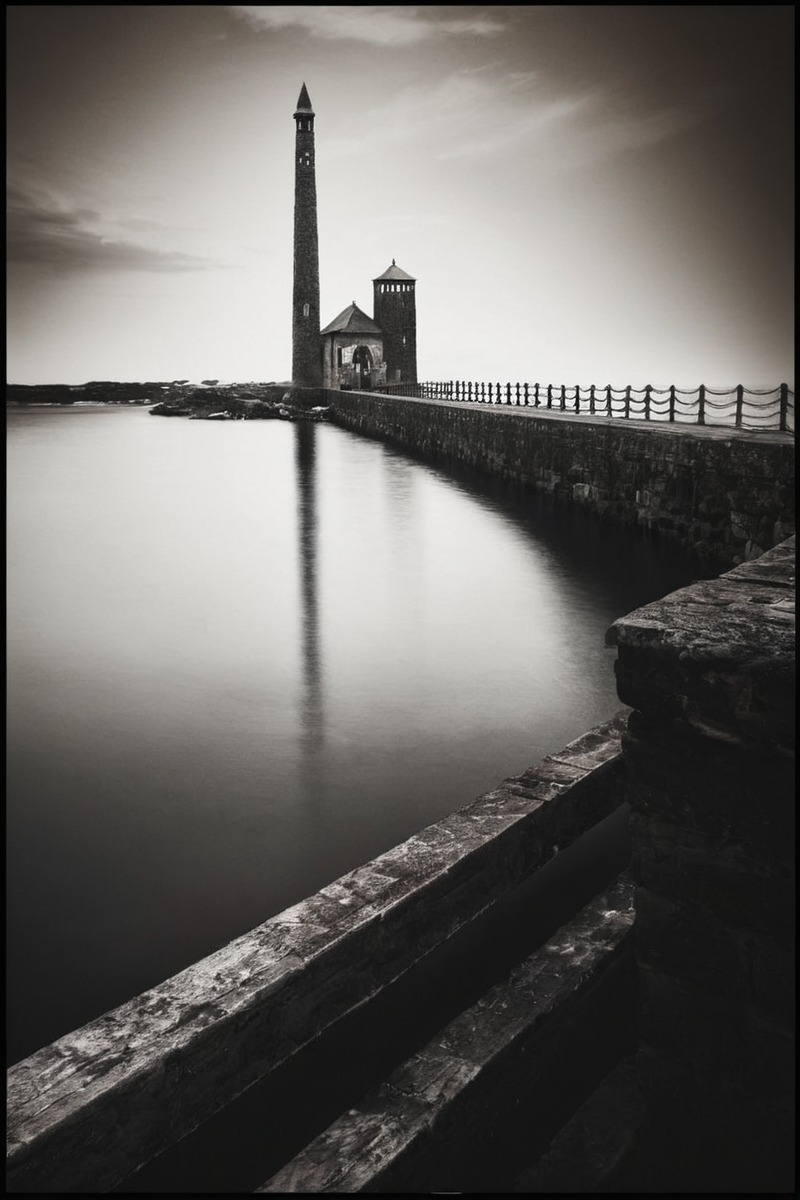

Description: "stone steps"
258 874 635 1194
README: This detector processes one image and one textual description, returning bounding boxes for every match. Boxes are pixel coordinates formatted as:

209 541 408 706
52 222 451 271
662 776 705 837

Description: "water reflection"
295 420 324 757
7 408 706 1065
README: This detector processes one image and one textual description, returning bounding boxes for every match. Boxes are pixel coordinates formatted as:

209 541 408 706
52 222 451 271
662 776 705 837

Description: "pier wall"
326 390 794 567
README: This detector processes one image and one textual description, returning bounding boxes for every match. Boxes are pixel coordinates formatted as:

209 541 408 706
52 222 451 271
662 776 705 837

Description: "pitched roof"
373 259 416 282
295 83 313 114
320 302 382 336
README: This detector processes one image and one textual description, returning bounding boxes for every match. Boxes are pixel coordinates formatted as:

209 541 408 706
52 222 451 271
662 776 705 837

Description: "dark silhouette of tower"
372 260 417 384
292 84 322 387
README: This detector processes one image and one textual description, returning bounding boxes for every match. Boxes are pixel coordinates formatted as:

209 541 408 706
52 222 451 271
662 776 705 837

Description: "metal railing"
375 381 794 433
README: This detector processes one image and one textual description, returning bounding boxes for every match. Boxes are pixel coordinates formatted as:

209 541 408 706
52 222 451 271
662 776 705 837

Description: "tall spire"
292 85 322 387
295 82 313 114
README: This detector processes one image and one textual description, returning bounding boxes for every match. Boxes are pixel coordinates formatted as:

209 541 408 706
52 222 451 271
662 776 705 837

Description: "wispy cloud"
228 5 505 47
324 71 706 169
7 186 218 274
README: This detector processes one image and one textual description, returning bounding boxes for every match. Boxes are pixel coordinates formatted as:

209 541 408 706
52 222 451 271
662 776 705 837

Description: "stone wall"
607 536 795 1191
326 391 794 567
321 333 385 391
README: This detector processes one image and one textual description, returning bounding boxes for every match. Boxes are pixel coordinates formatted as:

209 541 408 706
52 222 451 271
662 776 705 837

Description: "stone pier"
326 390 794 568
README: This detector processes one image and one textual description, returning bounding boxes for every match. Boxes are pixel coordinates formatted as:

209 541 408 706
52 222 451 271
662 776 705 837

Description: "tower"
372 260 417 384
292 84 322 387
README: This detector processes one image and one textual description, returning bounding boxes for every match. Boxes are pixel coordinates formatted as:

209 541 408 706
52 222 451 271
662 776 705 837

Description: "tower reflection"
295 420 324 756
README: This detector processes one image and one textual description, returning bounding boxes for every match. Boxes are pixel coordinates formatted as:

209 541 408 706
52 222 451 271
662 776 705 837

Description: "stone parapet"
606 536 795 1190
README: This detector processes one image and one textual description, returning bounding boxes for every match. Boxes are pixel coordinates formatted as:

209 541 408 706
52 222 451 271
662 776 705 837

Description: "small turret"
373 260 417 384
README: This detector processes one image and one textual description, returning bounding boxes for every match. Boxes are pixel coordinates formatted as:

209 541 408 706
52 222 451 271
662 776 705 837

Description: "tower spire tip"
295 83 313 115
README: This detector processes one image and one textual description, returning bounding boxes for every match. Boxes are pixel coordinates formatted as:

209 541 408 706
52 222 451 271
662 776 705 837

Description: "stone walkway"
360 390 794 445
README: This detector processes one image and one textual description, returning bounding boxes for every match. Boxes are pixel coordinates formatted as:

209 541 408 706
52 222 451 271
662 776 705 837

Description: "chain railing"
374 380 794 433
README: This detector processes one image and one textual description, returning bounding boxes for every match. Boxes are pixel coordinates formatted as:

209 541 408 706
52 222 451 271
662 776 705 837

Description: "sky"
6 5 795 388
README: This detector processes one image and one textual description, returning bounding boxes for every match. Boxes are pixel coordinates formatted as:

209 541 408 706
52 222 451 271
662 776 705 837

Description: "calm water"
7 406 702 1064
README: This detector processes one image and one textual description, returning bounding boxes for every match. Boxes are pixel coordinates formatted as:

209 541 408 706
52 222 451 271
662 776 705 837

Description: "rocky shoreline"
7 381 330 422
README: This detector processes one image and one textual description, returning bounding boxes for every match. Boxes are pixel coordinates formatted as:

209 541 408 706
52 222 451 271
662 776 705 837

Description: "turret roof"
321 302 382 336
295 83 314 114
373 259 416 282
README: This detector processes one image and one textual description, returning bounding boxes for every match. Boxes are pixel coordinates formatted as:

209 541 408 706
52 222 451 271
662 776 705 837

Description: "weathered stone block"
629 816 795 936
622 717 795 854
633 887 794 1021
638 972 794 1099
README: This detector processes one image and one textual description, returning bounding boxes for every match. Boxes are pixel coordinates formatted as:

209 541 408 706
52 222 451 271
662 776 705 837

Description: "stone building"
321 303 386 391
292 84 417 390
320 263 418 390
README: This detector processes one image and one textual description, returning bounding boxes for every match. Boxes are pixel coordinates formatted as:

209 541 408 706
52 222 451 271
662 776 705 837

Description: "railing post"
534 383 540 407
574 385 580 413
516 382 521 406
497 382 502 405
606 385 612 416
547 384 552 409
668 386 676 422
560 384 566 411
505 382 511 405
523 383 529 406
624 386 631 419
697 384 705 426
589 384 596 414
734 385 744 428
779 383 789 432
644 385 651 420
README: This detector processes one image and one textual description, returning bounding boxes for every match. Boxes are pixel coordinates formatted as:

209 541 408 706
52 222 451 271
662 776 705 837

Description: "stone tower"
292 83 322 387
372 261 417 384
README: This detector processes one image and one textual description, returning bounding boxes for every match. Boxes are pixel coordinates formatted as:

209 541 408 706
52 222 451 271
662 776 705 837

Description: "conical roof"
373 259 415 282
295 83 314 115
321 302 382 336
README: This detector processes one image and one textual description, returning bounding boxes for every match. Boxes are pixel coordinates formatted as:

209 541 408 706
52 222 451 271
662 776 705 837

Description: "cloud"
7 186 218 274
324 71 706 170
228 5 505 47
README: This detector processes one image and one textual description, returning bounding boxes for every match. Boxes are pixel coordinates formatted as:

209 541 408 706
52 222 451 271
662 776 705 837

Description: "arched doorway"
352 345 372 390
